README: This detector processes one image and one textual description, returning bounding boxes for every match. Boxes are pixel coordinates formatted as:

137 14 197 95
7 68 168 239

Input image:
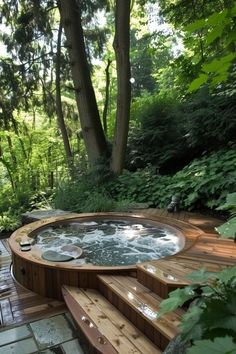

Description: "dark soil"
0 231 13 239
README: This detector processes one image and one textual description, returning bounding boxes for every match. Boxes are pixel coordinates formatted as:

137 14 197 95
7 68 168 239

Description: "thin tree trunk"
11 116 27 159
102 59 112 136
3 114 18 177
111 0 131 175
55 19 74 177
59 0 109 164
48 146 54 189
2 114 18 191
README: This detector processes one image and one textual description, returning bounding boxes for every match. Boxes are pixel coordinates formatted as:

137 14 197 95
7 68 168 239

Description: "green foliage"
0 209 21 232
216 193 236 240
54 172 131 213
159 266 236 352
127 89 236 173
185 6 236 91
109 148 236 211
127 94 187 169
158 286 197 316
182 88 236 152
187 337 236 354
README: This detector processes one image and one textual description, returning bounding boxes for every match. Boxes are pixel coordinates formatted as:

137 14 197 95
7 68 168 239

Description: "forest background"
0 0 235 232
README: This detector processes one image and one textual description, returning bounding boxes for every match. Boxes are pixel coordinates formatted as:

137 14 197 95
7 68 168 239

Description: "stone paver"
0 325 31 346
29 314 76 350
0 338 38 354
62 339 85 354
0 313 86 354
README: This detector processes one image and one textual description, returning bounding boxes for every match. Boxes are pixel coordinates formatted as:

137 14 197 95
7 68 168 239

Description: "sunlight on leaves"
188 74 208 92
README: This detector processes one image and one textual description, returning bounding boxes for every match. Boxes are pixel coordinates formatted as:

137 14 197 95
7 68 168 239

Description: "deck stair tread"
137 258 226 285
62 285 162 354
98 274 184 342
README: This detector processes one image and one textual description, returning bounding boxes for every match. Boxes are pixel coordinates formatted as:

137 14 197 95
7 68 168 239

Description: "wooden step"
62 285 162 354
137 260 190 298
137 258 227 298
98 275 184 351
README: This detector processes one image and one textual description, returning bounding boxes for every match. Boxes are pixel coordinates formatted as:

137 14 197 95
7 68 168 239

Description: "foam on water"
35 220 183 266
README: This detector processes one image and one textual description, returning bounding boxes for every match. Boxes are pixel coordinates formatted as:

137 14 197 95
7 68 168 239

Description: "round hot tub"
9 212 202 299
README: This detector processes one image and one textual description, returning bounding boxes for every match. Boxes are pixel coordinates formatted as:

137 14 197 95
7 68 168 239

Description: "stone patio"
0 313 85 354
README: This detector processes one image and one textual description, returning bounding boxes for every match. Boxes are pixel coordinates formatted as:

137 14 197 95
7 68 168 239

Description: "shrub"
184 88 236 152
127 90 236 173
127 94 188 170
54 176 131 213
108 148 236 211
0 209 21 232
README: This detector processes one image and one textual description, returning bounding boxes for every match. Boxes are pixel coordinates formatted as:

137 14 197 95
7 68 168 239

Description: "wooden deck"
1 208 236 332
0 239 66 327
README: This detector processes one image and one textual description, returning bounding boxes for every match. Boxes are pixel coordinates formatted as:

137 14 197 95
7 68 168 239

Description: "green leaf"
188 74 208 92
185 268 217 283
216 217 236 239
217 266 236 283
206 27 223 45
202 54 236 73
211 73 229 86
158 286 196 316
228 5 236 17
187 336 236 354
206 10 227 26
185 19 206 32
180 306 203 341
202 296 236 332
216 193 236 210
225 29 236 47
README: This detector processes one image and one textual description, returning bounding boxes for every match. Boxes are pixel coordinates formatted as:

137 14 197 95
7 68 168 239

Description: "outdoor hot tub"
9 212 202 299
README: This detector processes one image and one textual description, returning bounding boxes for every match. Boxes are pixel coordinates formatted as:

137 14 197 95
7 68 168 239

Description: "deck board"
0 238 66 327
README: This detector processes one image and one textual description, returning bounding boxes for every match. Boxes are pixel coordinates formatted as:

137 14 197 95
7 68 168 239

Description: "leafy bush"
127 90 236 173
0 209 21 232
54 175 131 213
109 148 236 211
127 94 188 170
159 267 236 354
183 88 236 152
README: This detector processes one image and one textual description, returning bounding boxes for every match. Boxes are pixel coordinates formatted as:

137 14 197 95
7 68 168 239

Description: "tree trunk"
102 59 112 136
59 0 109 164
111 0 131 175
55 19 74 177
2 114 18 191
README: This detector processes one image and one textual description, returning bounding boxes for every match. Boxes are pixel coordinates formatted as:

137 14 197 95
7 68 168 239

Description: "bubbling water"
35 220 183 266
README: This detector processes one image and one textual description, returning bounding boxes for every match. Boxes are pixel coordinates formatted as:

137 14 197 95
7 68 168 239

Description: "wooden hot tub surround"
3 209 236 353
9 212 202 300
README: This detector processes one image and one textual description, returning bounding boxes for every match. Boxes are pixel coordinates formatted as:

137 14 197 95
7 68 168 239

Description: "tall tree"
111 0 131 174
59 0 109 164
55 19 74 176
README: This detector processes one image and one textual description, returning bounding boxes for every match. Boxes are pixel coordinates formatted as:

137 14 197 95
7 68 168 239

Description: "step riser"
99 281 169 351
137 269 181 299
